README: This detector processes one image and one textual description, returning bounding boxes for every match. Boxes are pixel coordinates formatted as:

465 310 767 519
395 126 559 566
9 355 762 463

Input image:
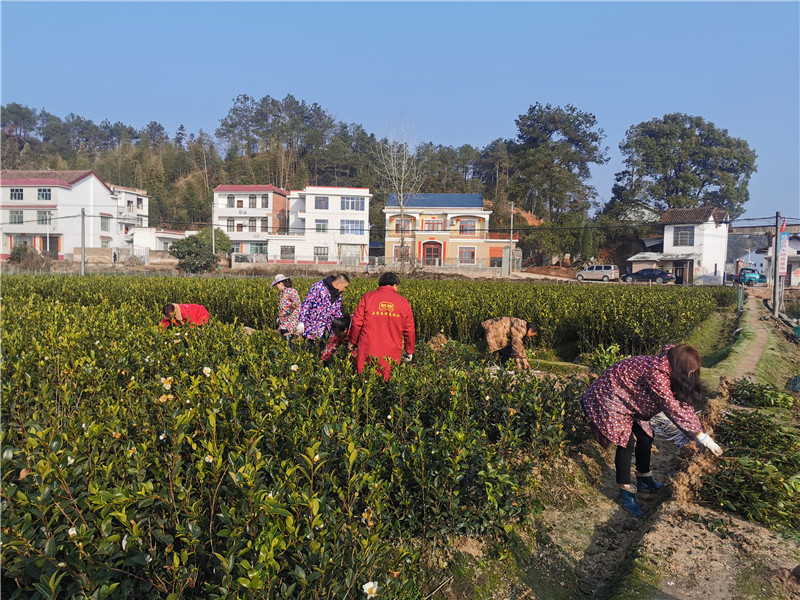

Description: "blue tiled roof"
386 193 483 208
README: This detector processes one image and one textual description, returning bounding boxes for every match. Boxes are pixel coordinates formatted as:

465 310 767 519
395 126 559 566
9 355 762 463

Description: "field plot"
1 275 797 600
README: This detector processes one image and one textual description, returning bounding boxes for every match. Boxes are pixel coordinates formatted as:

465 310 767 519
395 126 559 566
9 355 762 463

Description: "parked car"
624 268 675 284
576 264 620 282
732 267 767 286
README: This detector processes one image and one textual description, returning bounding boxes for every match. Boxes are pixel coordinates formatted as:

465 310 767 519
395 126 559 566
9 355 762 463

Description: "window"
395 217 413 233
459 219 477 235
10 210 23 224
315 219 328 233
236 222 243 232
137 217 143 227
280 246 295 260
314 246 329 260
101 240 110 248
127 200 134 211
261 218 268 232
249 217 256 232
37 211 51 225
673 226 695 247
315 196 329 210
458 247 476 265
162 242 172 251
101 217 110 232
237 197 243 208
137 197 143 209
261 194 269 208
393 245 411 261
341 220 365 235
249 194 257 208
424 219 444 231
10 189 23 201
250 242 268 254
227 195 235 208
341 196 365 211
38 188 51 201
227 218 235 232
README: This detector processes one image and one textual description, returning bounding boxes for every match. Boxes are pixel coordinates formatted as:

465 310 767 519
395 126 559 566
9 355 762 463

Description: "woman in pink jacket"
581 344 723 516
160 303 209 330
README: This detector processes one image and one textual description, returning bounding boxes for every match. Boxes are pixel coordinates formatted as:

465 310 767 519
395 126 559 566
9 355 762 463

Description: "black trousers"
497 344 515 364
615 422 652 485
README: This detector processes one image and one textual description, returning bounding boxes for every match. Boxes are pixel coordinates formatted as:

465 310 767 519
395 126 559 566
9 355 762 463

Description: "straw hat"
270 274 290 288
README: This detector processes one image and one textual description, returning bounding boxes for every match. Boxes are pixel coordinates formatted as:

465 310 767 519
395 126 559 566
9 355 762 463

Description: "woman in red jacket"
160 303 210 330
348 272 415 381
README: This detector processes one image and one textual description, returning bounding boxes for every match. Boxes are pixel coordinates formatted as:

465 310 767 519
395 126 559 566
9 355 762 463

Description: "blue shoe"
619 489 644 516
636 475 665 492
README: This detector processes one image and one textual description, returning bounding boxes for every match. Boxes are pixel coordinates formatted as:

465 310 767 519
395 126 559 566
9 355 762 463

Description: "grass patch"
755 326 800 390
608 551 666 600
732 558 785 600
685 309 740 368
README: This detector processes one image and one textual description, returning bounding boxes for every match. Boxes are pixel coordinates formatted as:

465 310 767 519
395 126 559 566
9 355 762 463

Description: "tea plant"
728 378 798 409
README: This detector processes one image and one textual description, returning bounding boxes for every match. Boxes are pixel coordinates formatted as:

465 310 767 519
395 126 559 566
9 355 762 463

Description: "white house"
212 184 371 266
627 207 729 285
0 170 150 260
759 232 800 288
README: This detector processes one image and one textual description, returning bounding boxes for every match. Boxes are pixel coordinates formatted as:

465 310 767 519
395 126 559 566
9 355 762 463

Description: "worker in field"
320 314 356 364
348 272 415 381
297 273 350 349
580 344 723 517
270 274 303 344
160 303 210 330
481 317 539 370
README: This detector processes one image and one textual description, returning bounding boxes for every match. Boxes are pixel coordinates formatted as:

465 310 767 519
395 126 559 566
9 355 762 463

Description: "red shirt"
580 346 703 446
160 304 210 330
348 286 415 381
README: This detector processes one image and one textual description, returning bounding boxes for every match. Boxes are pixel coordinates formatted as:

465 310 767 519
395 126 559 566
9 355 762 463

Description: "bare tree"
371 127 424 273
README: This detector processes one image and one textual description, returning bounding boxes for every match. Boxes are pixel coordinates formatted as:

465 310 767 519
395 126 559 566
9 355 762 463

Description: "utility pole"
772 212 780 317
509 202 515 273
80 208 86 276
211 194 216 255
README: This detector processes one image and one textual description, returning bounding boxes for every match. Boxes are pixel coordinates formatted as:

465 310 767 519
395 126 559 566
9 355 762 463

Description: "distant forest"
0 95 757 261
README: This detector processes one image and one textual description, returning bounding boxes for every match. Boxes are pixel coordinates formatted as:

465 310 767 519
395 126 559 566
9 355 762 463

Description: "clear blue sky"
2 1 798 222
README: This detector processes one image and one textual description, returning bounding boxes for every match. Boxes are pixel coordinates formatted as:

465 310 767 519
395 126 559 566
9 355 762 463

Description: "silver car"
576 264 620 282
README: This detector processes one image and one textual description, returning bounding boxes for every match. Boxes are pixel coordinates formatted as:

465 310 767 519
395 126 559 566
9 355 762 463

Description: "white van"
576 264 620 282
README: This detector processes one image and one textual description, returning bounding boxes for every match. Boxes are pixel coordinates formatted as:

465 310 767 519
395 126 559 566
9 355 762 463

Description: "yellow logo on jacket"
379 301 395 312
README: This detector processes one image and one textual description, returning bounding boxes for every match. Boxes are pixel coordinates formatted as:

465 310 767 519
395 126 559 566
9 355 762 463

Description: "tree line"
0 95 757 262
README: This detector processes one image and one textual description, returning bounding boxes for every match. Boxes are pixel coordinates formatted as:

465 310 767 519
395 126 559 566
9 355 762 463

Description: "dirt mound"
524 265 575 279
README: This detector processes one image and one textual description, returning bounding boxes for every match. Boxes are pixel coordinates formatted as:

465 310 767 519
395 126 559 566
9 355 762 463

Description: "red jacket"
160 304 210 330
348 286 415 381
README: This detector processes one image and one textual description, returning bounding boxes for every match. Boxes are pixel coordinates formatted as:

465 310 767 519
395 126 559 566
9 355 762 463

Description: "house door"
674 264 685 285
422 241 441 266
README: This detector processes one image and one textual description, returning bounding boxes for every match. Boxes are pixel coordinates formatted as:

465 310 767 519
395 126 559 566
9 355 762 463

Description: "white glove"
403 354 413 363
295 322 304 335
696 432 723 456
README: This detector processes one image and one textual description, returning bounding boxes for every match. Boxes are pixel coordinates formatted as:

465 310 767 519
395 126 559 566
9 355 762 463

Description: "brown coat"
481 317 529 358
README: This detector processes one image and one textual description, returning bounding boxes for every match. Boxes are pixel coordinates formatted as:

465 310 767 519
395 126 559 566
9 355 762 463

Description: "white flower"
67 456 75 465
145 554 152 564
205 455 213 463
268 492 274 499
122 534 128 550
131 376 135 382
68 527 77 538
203 367 212 377
57 562 66 568
290 364 299 372
82 423 87 431
387 414 392 420
486 395 490 401
159 433 167 441
161 377 173 391
313 454 320 463
362 581 379 597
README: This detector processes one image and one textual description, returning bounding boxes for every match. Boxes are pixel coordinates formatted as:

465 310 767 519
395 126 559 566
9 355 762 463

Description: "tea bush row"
1 274 731 356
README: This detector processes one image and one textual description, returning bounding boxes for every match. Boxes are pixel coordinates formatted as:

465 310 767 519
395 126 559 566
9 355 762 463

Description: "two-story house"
0 170 150 260
383 193 516 268
626 207 729 285
213 185 372 265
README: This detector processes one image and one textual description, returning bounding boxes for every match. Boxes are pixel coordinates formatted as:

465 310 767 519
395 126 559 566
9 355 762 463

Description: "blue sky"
2 1 798 222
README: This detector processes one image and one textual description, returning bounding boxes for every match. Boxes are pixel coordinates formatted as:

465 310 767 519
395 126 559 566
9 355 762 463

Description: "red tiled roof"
214 185 288 196
657 207 728 225
0 169 112 193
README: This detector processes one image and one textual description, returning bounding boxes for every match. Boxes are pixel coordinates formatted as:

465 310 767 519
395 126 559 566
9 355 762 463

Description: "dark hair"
331 314 351 337
334 273 350 284
526 322 539 335
378 272 400 287
667 345 703 405
281 278 293 289
163 303 175 318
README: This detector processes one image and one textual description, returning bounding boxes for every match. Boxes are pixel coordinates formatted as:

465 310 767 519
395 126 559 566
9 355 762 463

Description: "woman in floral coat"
581 344 723 516
270 274 302 343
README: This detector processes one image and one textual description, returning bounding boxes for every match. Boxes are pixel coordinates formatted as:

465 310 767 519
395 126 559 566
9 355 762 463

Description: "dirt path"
732 293 771 378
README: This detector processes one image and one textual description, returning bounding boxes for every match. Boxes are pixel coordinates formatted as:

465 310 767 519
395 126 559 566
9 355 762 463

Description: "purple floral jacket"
297 277 343 340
